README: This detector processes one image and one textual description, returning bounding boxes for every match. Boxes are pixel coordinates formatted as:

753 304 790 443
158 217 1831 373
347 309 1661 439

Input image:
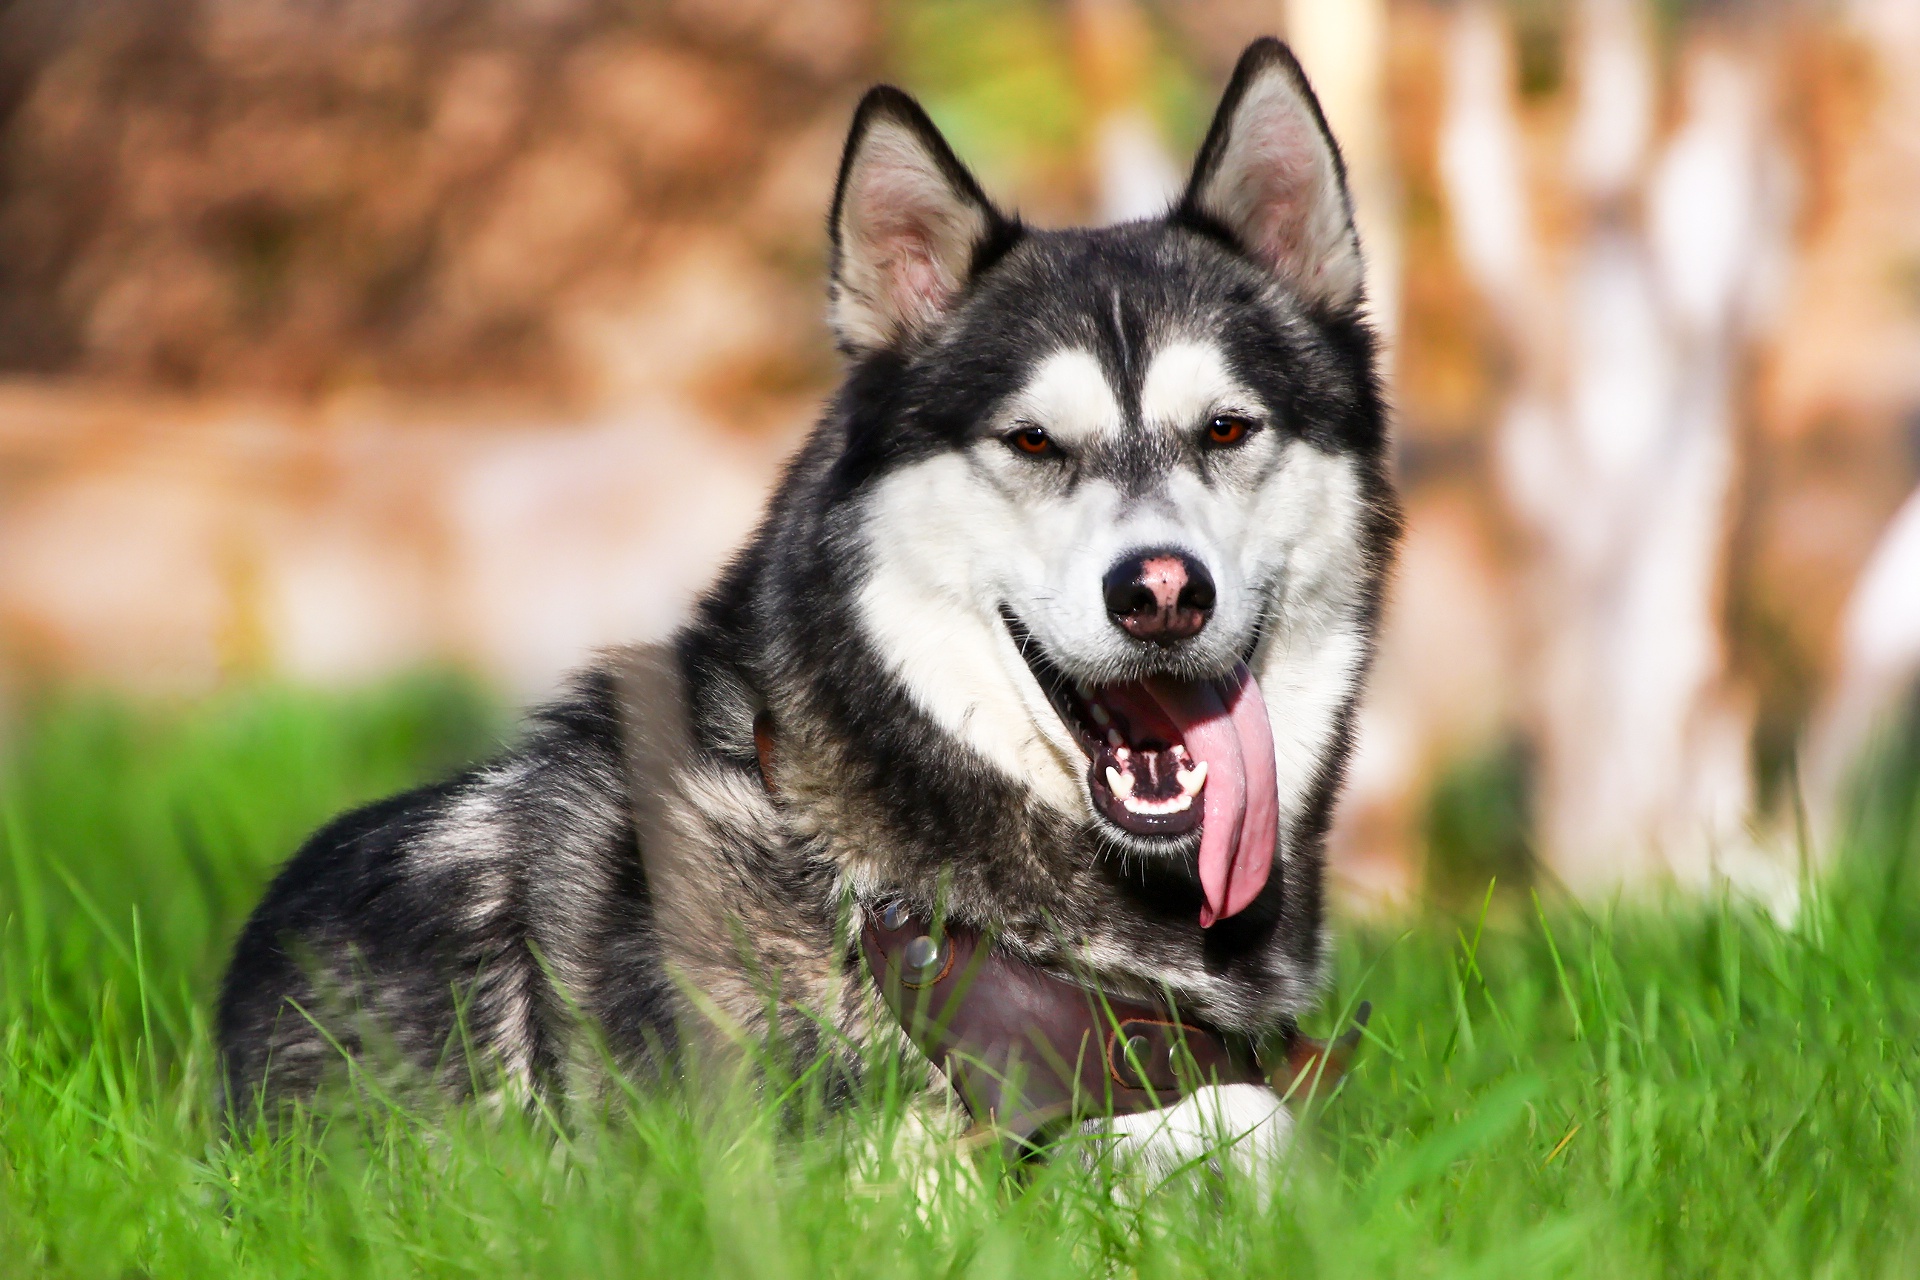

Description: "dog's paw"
1081 1083 1294 1191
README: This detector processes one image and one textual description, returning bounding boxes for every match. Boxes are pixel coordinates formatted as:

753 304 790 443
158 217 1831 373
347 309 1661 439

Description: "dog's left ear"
1177 39 1364 314
828 86 1010 354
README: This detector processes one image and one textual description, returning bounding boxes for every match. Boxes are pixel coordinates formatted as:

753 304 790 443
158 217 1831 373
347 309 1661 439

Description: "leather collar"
754 711 1364 1144
861 901 1364 1145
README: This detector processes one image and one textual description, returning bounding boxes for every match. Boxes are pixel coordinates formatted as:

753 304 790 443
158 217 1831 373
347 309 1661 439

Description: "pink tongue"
1145 663 1279 927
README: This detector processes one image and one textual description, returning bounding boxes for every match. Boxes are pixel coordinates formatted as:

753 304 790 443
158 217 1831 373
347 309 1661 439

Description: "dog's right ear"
828 87 1009 355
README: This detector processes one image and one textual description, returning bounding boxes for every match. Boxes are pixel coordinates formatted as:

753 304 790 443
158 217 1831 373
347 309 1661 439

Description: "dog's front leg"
1082 1084 1295 1191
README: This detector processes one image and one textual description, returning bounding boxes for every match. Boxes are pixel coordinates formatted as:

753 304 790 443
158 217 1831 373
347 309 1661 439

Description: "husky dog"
218 39 1397 1173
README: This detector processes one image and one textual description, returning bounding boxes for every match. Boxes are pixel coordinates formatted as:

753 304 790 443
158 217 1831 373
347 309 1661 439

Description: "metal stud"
876 900 910 931
902 934 941 975
1124 1034 1151 1079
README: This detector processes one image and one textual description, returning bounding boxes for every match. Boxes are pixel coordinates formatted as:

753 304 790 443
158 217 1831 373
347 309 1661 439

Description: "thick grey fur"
216 38 1400 1120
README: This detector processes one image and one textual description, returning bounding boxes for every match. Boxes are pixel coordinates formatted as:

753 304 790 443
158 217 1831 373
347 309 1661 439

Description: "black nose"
1103 550 1215 642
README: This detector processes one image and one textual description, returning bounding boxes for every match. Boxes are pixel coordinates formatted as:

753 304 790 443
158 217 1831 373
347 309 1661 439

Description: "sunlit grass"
3 678 1918 1276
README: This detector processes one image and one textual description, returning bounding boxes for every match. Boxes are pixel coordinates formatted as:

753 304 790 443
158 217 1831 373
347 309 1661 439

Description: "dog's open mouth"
1003 609 1280 926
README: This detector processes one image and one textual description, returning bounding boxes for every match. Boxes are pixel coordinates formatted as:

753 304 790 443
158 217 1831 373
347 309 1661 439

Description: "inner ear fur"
827 87 1012 354
1177 38 1364 314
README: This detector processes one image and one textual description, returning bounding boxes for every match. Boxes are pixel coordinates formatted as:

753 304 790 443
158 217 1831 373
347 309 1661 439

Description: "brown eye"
1009 425 1055 456
1206 414 1253 447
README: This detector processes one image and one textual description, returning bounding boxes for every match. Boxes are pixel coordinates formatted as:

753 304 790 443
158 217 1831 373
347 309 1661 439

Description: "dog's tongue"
1106 663 1278 927
1217 665 1280 923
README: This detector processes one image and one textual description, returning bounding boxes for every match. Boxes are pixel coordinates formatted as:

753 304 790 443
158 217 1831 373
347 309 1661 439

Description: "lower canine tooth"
1105 766 1134 800
1089 704 1111 727
1176 761 1208 795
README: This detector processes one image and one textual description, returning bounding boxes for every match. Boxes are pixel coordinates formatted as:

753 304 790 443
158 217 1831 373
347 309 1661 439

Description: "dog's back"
216 668 679 1111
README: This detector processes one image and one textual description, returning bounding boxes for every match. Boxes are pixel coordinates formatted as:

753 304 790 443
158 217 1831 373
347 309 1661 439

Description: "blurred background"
0 0 1915 911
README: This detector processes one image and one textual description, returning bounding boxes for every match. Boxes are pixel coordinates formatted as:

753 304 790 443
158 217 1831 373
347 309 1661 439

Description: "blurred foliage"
893 1 1086 186
889 0 1209 216
1846 683 1920 873
0 670 503 1018
1507 0 1568 100
1423 738 1536 907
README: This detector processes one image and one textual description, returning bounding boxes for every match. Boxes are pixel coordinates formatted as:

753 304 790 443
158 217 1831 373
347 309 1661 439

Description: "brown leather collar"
862 902 1366 1145
755 712 1363 1143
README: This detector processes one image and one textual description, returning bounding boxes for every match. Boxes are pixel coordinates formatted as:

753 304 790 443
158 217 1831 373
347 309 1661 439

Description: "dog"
217 38 1398 1178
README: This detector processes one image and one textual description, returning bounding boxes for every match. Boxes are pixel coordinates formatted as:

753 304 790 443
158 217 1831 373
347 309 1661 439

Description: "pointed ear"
828 87 1009 353
1177 38 1364 313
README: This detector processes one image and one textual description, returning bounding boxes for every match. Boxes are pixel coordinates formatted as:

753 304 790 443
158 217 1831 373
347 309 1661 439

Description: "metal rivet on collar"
876 900 910 931
902 934 942 977
1124 1033 1152 1072
896 932 952 989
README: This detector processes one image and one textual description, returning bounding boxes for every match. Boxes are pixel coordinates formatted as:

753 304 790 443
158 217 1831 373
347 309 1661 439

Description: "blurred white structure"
1807 486 1920 833
1803 0 1920 839
1440 0 1793 893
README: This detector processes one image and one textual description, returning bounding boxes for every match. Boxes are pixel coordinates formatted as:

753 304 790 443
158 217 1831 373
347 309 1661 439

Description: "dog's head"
825 40 1391 927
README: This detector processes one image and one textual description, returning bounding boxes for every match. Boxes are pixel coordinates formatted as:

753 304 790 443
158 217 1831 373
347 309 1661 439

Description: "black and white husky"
219 39 1397 1175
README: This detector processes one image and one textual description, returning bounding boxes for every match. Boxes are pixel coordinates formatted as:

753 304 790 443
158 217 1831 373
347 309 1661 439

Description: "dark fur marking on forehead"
1083 429 1184 500
1106 288 1136 390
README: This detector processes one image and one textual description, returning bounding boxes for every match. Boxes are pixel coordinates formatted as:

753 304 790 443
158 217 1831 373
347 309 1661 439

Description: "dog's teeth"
1169 744 1191 764
1176 761 1208 795
1107 729 1124 748
1120 792 1194 816
1089 703 1111 727
1112 745 1131 762
1105 766 1134 800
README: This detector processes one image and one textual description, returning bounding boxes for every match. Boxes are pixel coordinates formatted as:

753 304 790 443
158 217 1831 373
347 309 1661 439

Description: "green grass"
3 679 1920 1277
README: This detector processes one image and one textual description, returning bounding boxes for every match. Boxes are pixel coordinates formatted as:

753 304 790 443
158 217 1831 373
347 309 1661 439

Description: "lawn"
3 677 1918 1277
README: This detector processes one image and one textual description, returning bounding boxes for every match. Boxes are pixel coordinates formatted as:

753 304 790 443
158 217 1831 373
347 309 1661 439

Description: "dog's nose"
1103 551 1215 642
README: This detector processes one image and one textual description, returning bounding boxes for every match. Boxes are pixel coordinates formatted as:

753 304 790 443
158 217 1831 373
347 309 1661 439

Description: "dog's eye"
1007 425 1056 456
1206 415 1255 447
